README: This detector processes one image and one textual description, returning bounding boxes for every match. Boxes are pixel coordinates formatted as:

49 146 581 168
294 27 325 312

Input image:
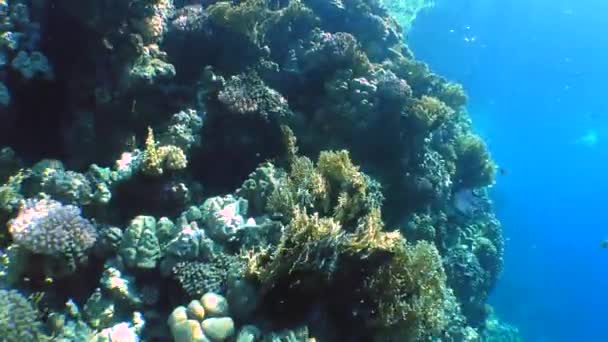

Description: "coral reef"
6 198 98 278
240 144 469 340
380 0 435 32
0 0 511 340
168 292 235 341
142 127 188 177
172 253 244 298
119 215 162 269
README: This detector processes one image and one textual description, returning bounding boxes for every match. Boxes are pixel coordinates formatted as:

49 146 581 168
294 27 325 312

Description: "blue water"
408 1 608 340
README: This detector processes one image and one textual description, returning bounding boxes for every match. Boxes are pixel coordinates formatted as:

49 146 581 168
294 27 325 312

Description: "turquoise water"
409 0 608 340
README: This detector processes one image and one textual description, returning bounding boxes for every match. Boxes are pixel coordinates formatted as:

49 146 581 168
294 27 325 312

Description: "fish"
575 129 599 147
600 240 608 249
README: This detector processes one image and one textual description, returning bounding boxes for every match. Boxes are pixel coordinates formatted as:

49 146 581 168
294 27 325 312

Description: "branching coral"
0 169 28 212
244 136 454 339
317 150 370 223
253 208 344 284
142 127 188 176
266 127 381 225
253 190 454 340
343 207 401 256
364 240 450 340
404 192 504 328
8 198 98 260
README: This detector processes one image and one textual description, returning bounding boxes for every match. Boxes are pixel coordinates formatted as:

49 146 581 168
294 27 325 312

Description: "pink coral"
116 152 133 171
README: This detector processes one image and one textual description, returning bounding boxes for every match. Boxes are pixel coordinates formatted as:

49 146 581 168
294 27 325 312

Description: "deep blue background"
407 0 608 340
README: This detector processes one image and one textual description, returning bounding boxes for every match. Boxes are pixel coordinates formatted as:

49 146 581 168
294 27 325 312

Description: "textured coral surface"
0 0 518 340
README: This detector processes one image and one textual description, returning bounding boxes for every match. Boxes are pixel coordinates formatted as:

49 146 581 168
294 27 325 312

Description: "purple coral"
8 198 98 258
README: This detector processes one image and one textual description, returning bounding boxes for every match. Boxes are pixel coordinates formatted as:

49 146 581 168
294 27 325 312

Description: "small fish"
575 130 599 147
600 240 608 249
102 37 114 50
498 167 508 176
561 8 574 15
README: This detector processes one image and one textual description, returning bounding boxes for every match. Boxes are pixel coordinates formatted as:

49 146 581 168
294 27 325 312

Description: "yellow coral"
454 133 496 188
344 208 401 256
409 95 454 131
364 239 449 339
243 246 272 279
142 127 163 176
438 82 467 109
142 127 188 176
130 0 173 43
245 141 452 340
0 169 29 211
317 150 369 223
158 145 188 170
317 150 366 194
269 129 378 225
280 125 298 164
256 208 343 284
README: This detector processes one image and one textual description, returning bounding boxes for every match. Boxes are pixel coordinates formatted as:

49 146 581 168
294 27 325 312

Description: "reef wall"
0 0 518 341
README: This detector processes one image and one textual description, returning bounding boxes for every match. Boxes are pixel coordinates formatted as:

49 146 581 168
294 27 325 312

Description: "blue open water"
408 0 608 340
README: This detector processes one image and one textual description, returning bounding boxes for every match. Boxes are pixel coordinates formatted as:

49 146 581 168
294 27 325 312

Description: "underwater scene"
0 0 602 341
